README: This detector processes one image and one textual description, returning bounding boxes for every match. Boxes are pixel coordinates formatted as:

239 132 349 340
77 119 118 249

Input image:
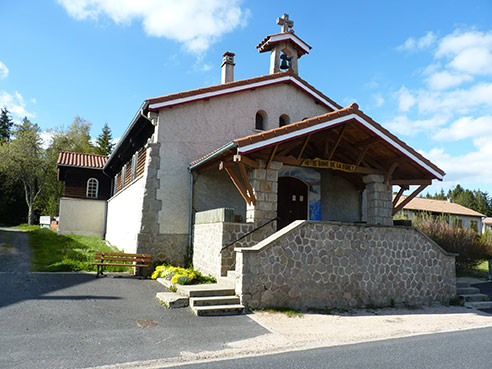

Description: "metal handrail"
220 217 279 252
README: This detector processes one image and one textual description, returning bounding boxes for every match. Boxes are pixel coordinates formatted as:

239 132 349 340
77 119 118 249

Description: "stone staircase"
156 273 245 316
457 281 492 310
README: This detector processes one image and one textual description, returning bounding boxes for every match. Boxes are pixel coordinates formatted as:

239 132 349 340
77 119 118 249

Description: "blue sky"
1 0 492 196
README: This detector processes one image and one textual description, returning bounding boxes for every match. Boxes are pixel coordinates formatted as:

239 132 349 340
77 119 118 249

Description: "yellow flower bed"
151 264 203 285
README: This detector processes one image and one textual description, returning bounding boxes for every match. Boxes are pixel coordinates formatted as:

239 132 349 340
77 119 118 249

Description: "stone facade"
246 160 283 239
193 221 255 278
235 221 456 310
137 142 187 266
363 174 393 226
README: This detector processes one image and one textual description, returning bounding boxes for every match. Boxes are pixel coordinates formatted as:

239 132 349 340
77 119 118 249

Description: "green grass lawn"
456 260 490 279
13 225 126 272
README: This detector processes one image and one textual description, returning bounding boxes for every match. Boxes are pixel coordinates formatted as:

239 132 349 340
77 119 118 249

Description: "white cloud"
373 93 384 107
411 82 492 115
384 114 447 136
395 86 416 112
434 115 492 141
57 0 249 54
390 28 492 191
397 32 436 52
435 29 492 76
0 91 35 119
40 131 54 149
426 71 473 90
422 143 492 189
0 61 8 79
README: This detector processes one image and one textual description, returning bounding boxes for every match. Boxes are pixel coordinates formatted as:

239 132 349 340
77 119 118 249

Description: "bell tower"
256 13 311 75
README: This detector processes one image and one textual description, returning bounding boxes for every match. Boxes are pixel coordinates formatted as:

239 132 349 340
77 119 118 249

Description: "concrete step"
179 285 236 298
465 301 492 309
156 278 235 297
190 295 241 307
457 287 480 295
459 293 490 302
156 292 188 308
226 270 237 279
191 304 245 316
456 282 471 288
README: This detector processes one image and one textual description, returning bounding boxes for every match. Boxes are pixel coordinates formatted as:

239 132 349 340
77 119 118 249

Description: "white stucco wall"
402 210 483 234
194 169 246 220
155 83 333 234
105 177 145 252
58 197 107 238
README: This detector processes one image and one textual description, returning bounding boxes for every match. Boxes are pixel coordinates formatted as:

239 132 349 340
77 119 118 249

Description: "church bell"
280 54 290 70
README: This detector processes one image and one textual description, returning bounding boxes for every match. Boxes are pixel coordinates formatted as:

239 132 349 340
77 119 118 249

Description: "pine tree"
0 107 13 143
95 122 114 156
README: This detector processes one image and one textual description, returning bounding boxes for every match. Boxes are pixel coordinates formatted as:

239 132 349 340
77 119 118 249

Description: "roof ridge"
59 150 108 158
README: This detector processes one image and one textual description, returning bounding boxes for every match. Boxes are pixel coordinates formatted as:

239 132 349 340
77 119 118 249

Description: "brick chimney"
221 51 235 84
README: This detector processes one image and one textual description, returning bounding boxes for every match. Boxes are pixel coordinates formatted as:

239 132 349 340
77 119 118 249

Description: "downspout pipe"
187 168 195 264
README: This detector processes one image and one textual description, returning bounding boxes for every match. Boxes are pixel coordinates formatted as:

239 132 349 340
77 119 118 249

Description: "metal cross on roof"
277 13 293 33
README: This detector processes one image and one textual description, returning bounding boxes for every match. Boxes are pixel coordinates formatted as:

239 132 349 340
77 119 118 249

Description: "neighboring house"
394 195 485 233
483 217 492 233
57 15 457 310
57 151 111 237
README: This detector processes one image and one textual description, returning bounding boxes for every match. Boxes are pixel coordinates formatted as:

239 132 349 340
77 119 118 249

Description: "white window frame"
86 178 99 199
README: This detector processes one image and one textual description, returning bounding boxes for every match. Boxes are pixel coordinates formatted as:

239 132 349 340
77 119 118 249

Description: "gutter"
187 141 237 171
103 100 150 171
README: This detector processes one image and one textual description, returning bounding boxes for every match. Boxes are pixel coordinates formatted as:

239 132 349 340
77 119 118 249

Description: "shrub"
413 213 492 269
151 264 216 285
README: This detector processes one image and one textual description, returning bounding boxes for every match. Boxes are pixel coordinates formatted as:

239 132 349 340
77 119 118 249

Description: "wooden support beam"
297 135 311 161
224 166 251 206
219 161 235 170
392 185 409 208
237 162 256 206
328 124 348 160
390 179 432 186
355 144 370 167
266 145 278 170
233 155 260 169
392 184 427 215
354 136 380 147
277 141 303 157
323 140 330 158
384 162 399 184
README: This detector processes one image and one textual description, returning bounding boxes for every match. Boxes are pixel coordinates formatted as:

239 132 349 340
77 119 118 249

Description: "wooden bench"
92 252 152 278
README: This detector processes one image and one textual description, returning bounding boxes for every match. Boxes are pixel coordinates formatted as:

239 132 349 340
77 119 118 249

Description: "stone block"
195 208 235 224
156 292 189 308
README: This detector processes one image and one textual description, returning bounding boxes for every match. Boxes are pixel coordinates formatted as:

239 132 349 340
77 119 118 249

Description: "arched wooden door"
277 176 308 230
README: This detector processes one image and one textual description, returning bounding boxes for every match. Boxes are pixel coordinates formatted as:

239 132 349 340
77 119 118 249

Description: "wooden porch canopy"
189 104 445 215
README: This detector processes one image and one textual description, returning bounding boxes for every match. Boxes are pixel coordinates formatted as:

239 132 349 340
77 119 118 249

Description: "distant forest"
0 107 114 225
425 185 492 217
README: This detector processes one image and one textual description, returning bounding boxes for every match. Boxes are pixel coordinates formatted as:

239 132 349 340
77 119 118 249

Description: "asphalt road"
178 327 492 369
0 229 267 369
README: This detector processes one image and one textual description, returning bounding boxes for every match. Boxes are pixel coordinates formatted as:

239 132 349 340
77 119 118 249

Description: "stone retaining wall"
235 221 456 310
193 222 255 278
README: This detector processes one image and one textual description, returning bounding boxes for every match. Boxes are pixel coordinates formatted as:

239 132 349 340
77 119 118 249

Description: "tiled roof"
57 151 108 169
189 103 445 180
256 30 311 56
232 103 445 178
395 195 485 218
146 70 342 111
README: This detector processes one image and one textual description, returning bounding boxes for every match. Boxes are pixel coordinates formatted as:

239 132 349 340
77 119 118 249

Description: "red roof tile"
190 103 445 180
146 70 342 111
256 30 311 56
57 151 108 169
